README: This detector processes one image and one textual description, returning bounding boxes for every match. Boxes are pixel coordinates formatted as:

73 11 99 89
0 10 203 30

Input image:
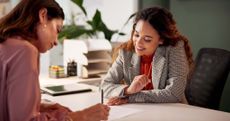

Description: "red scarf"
140 54 154 90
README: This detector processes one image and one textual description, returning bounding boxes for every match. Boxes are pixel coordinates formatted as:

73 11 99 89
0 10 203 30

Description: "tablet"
41 83 92 96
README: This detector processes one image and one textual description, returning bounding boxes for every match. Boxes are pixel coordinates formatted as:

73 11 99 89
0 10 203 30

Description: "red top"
140 54 154 90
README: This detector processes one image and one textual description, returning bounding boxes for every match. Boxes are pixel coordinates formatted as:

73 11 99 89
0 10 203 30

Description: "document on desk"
108 106 143 121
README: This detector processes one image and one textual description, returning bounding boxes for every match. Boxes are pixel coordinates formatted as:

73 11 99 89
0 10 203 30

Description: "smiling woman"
101 6 194 106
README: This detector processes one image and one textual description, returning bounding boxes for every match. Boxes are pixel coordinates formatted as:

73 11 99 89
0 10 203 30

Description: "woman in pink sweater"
0 0 109 121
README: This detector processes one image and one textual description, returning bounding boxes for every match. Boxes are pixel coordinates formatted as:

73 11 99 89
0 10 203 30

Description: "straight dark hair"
0 0 64 43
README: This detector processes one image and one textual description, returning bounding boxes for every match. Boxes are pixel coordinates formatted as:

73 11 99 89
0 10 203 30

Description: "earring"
42 24 47 32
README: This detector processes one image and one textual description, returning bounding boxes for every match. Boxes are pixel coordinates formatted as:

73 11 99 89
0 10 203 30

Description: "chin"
39 48 48 53
135 51 144 56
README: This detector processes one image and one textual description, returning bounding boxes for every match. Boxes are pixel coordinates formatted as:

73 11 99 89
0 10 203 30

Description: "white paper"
108 106 143 121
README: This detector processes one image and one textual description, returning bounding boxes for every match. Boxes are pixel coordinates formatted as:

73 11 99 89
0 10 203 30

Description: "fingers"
128 74 151 94
106 97 118 106
130 75 149 92
115 98 128 105
100 104 110 120
106 97 128 106
40 103 72 112
136 75 150 86
88 104 110 121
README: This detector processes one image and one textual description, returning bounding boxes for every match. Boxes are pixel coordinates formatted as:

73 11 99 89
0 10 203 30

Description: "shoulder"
119 48 134 55
1 38 38 59
118 49 134 59
166 40 188 63
13 38 38 54
169 40 184 49
161 40 184 49
155 40 186 59
162 40 185 53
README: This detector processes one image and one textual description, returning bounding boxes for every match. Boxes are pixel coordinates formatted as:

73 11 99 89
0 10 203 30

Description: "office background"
1 0 229 112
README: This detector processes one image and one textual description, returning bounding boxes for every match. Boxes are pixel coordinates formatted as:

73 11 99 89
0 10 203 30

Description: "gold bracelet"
65 116 73 121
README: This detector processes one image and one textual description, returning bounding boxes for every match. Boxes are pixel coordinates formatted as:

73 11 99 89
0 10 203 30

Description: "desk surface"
40 76 230 121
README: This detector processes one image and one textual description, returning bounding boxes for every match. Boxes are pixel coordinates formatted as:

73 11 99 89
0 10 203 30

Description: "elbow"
171 90 184 103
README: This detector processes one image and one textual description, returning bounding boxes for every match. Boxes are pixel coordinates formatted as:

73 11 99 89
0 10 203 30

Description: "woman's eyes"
143 37 152 42
133 34 139 38
133 34 152 42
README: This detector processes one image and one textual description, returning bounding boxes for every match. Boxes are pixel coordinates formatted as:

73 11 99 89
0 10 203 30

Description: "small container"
67 61 77 76
49 65 65 78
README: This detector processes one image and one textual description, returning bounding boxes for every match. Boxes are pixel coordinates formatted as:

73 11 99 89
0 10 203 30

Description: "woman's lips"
136 46 145 51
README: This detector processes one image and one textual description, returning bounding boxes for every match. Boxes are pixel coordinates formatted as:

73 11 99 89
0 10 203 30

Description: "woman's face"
36 18 63 53
133 20 163 56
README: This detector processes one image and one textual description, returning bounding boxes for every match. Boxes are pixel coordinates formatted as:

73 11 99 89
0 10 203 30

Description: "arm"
101 49 128 98
7 45 70 121
128 41 189 103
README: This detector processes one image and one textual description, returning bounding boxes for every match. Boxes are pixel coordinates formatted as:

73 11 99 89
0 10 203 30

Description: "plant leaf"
58 1 124 43
58 25 91 43
98 22 118 41
71 0 87 16
87 10 102 30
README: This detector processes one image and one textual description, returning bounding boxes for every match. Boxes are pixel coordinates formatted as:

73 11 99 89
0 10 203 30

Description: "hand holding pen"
101 89 104 104
69 103 110 121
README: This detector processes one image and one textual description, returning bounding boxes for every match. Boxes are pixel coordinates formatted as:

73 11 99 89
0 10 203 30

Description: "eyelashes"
133 34 152 42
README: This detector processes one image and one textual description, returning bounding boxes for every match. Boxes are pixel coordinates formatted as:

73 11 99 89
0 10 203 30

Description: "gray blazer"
101 41 189 103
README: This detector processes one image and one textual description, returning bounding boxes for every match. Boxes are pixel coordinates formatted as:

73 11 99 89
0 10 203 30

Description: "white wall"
100 0 138 42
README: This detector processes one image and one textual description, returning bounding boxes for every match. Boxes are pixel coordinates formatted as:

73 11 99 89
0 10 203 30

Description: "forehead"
135 20 157 34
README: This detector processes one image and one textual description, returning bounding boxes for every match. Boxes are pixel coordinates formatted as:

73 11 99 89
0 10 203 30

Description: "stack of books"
49 65 66 78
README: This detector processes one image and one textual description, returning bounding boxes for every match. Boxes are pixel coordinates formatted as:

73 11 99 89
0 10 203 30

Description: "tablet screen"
41 83 92 96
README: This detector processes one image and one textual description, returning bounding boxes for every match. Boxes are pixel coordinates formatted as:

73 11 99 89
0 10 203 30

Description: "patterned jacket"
101 41 189 103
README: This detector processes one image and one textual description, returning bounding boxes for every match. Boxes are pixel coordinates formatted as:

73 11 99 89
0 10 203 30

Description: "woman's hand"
40 103 72 112
106 96 128 106
69 103 110 121
125 75 150 95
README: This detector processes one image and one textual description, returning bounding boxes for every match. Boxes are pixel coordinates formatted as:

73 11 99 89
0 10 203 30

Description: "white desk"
40 76 230 121
39 75 101 87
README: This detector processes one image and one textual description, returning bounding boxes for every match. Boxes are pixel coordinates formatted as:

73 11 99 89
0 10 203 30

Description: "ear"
38 8 48 24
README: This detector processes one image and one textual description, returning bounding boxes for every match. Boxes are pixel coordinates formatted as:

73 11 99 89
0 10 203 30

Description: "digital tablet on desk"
41 83 92 96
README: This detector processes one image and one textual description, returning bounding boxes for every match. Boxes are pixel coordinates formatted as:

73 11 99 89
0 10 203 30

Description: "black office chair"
185 48 230 110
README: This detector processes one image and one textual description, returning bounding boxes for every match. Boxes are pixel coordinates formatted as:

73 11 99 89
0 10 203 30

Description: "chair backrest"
185 48 230 110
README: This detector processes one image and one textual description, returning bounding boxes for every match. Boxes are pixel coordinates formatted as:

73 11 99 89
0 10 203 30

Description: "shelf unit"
63 39 112 78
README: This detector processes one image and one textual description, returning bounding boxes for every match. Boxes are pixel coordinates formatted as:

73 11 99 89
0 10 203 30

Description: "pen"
101 89 104 104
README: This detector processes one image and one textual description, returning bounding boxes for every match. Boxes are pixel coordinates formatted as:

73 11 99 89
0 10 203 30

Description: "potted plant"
58 0 125 44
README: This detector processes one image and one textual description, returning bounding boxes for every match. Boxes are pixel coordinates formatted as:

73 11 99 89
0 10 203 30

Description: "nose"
136 37 143 45
54 39 58 46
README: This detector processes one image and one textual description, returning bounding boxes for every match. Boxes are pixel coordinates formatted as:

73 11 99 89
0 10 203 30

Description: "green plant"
58 0 124 44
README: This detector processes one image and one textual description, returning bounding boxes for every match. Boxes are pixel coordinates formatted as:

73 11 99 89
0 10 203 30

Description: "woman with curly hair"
101 6 194 105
